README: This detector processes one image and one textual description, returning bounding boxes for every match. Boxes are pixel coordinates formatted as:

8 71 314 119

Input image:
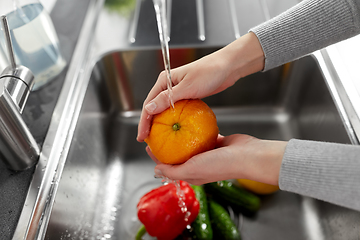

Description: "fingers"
145 90 174 115
154 162 204 185
137 110 151 142
146 145 209 184
137 67 191 142
154 146 236 185
137 71 169 142
144 71 170 105
137 91 169 142
149 134 263 185
146 146 162 165
143 70 193 115
146 144 206 183
137 56 226 142
145 132 233 183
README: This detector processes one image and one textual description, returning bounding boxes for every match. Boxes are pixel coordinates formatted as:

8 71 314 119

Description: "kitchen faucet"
0 15 40 171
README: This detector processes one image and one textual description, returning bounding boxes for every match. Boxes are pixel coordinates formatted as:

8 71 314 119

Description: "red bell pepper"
137 180 200 240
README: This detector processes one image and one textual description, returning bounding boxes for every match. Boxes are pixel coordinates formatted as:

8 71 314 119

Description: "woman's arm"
281 139 360 211
251 0 360 71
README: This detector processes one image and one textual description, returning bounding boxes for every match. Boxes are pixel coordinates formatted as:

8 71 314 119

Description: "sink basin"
44 47 360 240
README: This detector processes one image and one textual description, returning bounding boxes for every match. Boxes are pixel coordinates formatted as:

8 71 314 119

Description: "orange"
237 179 279 195
145 99 219 164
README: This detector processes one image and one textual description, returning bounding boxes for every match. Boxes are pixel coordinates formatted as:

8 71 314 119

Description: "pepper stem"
135 225 147 240
172 123 181 131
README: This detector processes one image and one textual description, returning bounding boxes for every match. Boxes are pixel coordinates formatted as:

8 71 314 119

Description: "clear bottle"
0 0 66 91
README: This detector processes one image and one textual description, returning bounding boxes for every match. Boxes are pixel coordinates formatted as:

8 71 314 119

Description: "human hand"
137 51 234 142
147 134 287 186
137 33 265 142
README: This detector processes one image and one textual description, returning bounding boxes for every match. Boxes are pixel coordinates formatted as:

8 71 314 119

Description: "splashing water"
153 0 174 109
153 0 192 222
162 177 191 221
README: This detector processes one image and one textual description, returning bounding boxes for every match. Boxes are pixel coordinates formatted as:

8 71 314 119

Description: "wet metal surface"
45 48 360 239
30 0 360 239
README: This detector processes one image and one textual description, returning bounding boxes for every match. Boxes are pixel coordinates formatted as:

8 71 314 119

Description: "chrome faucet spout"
0 15 39 170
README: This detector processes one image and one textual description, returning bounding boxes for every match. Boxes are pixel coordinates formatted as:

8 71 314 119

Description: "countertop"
324 36 360 142
0 0 90 239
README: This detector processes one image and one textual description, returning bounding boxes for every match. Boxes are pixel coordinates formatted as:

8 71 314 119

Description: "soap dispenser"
0 0 66 91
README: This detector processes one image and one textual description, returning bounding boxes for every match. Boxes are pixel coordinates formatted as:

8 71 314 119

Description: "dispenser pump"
0 15 34 112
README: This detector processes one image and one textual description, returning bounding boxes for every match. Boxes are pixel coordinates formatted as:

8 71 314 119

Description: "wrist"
220 32 265 82
240 139 287 186
257 140 287 185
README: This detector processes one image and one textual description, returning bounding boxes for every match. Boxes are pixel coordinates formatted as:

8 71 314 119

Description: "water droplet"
184 211 191 221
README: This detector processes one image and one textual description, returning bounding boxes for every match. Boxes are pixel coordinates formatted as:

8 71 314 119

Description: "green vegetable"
135 224 146 240
208 200 241 240
104 0 136 15
204 181 260 213
191 185 213 240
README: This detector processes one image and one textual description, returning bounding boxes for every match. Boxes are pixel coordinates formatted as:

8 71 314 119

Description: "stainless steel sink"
43 47 360 240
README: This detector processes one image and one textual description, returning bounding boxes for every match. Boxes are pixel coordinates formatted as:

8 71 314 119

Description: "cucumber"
204 181 260 213
191 185 213 240
208 200 241 240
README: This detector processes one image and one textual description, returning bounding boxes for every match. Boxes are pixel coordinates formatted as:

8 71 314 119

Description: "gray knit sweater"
250 0 360 211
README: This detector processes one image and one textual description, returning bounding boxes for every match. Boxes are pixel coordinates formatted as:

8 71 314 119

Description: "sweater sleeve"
280 139 360 211
250 0 360 71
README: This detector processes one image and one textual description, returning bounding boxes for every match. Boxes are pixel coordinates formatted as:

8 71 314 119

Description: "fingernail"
145 102 157 113
154 169 163 177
